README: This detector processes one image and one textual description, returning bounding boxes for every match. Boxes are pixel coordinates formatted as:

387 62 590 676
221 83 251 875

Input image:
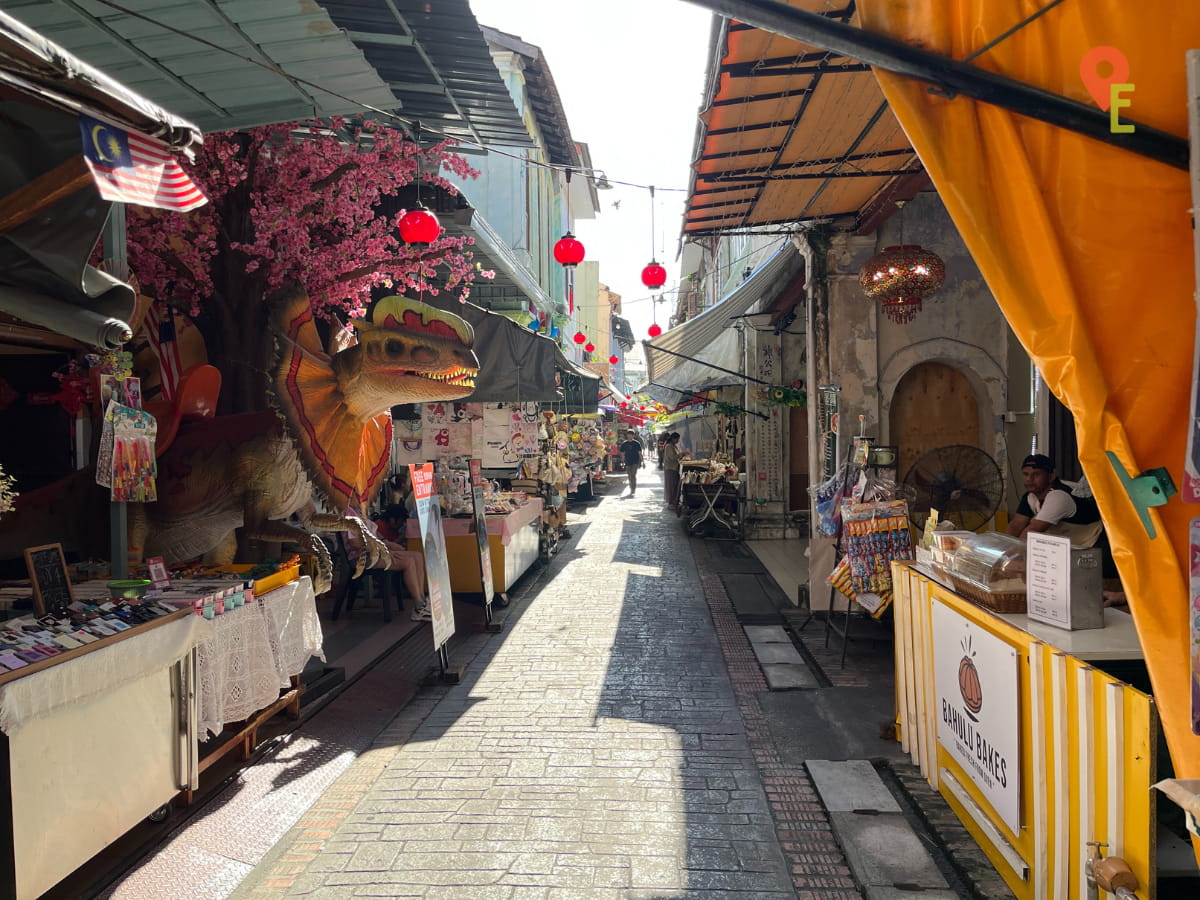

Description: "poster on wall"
932 600 1021 833
409 463 455 650
482 402 538 467
470 458 494 607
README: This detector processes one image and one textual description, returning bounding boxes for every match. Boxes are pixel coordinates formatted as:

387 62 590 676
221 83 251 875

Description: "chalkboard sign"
24 543 74 616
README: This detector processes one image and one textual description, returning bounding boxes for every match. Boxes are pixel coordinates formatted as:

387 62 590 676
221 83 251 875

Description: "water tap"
1085 842 1139 899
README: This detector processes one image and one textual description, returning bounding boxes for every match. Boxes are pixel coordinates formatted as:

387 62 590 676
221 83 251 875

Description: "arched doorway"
889 362 980 478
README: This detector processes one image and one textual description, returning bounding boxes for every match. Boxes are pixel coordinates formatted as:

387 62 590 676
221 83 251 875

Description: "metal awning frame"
683 0 1187 171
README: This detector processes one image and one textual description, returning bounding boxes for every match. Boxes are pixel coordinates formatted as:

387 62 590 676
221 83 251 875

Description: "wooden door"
889 362 979 478
789 406 809 510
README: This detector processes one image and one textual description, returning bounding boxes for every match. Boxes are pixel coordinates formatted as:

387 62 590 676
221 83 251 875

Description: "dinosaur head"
331 297 480 419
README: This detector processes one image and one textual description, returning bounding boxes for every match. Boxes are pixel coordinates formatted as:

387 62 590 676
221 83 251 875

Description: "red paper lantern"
859 244 946 325
584 342 595 353
608 355 619 365
641 261 667 290
620 402 627 408
648 323 662 338
398 207 441 243
572 332 587 345
553 232 586 268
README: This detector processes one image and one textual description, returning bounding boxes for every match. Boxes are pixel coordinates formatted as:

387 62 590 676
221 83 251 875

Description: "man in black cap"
1005 453 1103 545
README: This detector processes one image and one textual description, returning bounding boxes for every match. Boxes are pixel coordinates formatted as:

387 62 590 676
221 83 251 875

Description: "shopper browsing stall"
662 433 682 515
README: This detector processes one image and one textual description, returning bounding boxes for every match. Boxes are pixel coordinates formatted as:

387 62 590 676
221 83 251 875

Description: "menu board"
24 543 74 616
1026 533 1072 628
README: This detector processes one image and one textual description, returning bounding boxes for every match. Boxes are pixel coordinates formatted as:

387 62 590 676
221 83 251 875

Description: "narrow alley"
94 472 1003 900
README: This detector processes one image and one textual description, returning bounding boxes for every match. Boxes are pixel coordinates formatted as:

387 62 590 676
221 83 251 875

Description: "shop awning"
645 329 741 408
420 296 560 402
0 10 204 348
645 240 801 382
684 3 923 237
552 347 600 414
0 0 529 144
599 381 631 410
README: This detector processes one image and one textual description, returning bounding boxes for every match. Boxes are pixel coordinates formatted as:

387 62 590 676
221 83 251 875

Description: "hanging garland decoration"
757 381 807 407
712 401 744 418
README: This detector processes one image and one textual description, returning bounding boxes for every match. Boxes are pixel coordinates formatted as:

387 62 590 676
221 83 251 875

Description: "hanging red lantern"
584 342 595 353
608 355 619 365
398 207 441 244
641 261 667 290
620 402 627 409
572 331 587 344
859 244 946 325
553 232 586 268
648 323 662 338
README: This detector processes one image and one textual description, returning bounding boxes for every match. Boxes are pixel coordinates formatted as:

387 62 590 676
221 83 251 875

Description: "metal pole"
681 0 1188 171
646 342 773 385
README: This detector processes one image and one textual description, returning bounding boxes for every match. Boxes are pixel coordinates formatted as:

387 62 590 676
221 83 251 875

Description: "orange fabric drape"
857 0 1200 824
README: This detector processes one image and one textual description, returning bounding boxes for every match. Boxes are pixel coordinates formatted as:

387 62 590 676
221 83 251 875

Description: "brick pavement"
236 476 819 898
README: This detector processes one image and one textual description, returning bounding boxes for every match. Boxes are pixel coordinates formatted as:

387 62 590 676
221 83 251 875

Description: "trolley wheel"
495 593 510 608
147 804 171 824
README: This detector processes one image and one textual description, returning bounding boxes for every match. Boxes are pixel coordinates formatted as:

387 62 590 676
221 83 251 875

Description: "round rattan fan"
901 444 1004 532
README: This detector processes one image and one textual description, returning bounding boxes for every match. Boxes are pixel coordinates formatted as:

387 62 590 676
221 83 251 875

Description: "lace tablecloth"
196 576 324 738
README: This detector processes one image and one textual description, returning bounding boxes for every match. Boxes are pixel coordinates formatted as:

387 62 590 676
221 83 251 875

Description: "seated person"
373 503 408 543
1005 454 1103 547
345 506 430 621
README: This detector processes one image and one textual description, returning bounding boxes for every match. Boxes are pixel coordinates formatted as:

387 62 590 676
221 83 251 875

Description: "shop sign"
409 463 455 650
1026 532 1072 628
932 600 1020 832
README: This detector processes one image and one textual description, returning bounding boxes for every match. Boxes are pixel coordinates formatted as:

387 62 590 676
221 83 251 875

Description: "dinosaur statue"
128 289 479 590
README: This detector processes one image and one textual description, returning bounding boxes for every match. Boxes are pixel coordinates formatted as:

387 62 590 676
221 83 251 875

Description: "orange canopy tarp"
858 0 1198 836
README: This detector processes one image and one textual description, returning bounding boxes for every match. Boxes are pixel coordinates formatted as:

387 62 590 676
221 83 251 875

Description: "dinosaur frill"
270 290 392 514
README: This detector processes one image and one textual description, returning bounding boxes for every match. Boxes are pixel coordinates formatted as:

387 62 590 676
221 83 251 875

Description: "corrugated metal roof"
323 0 531 147
0 0 528 144
684 2 922 237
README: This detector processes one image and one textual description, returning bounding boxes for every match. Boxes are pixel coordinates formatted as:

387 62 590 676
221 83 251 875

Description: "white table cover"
0 614 212 735
196 576 324 738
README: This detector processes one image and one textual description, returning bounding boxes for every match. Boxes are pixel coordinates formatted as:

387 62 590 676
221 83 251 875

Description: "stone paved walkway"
238 476 813 898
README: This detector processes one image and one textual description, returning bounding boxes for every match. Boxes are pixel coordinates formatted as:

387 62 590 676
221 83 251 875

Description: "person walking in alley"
619 429 644 495
662 431 682 514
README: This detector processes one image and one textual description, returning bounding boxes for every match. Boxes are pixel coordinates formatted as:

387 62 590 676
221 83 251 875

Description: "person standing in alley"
662 432 682 514
619 429 644 496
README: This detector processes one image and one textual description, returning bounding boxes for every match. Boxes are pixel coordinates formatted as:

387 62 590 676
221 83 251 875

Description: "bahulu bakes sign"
932 601 1021 833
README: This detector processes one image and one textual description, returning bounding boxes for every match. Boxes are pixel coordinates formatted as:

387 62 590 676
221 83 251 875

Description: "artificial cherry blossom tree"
126 118 484 412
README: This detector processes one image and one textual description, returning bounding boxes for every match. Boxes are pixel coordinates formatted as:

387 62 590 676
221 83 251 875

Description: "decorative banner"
932 600 1021 832
470 459 494 606
409 463 455 650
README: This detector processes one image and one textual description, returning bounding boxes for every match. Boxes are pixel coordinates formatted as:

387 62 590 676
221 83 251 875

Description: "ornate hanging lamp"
858 202 945 325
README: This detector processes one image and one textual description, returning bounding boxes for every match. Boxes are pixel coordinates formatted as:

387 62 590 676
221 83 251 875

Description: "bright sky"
466 0 713 337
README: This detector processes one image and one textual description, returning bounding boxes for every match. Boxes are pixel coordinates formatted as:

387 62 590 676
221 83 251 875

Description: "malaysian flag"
144 303 183 402
79 115 207 212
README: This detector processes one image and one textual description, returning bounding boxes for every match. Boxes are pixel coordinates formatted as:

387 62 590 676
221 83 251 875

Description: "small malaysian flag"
79 115 207 212
144 303 183 402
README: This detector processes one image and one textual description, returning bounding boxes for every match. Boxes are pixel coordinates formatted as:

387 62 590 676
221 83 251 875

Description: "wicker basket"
948 573 1027 614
